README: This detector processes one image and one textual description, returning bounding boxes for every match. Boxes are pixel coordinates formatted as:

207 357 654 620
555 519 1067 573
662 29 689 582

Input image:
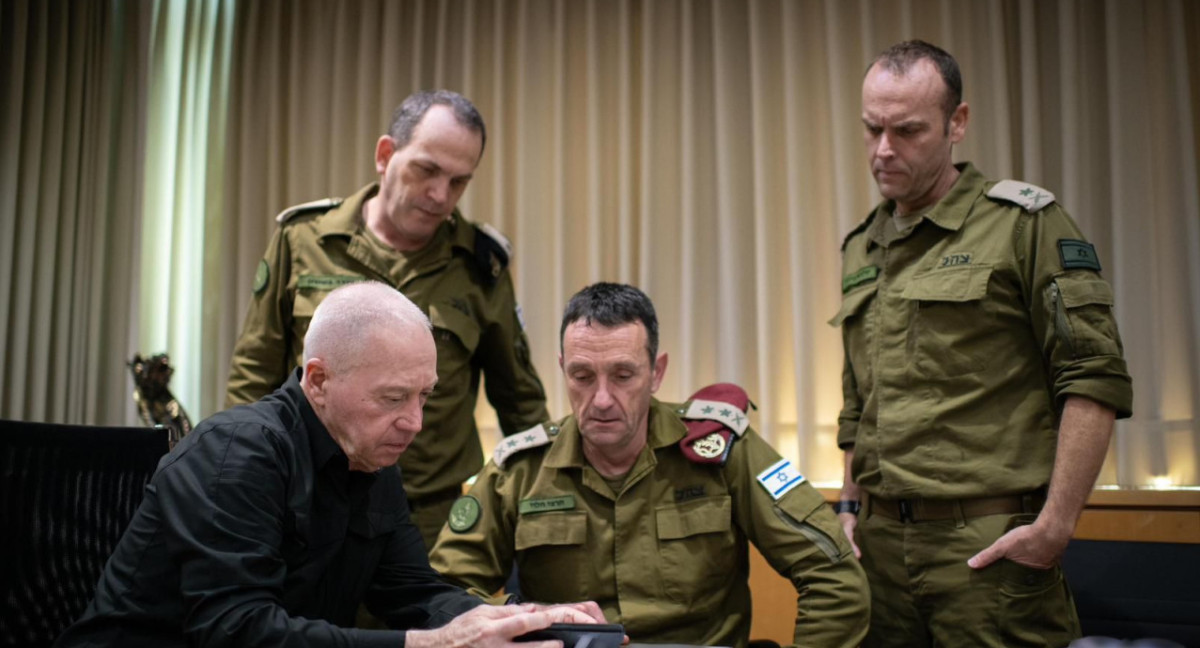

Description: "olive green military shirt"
831 163 1133 499
428 399 870 648
226 183 548 499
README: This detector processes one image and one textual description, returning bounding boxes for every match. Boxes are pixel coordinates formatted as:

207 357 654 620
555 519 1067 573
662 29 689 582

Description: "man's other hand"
838 512 862 559
405 602 602 648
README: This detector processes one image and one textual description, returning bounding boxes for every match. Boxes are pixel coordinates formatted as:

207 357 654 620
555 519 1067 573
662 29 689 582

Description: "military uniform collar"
314 182 472 257
543 399 688 470
866 162 982 249
313 183 377 240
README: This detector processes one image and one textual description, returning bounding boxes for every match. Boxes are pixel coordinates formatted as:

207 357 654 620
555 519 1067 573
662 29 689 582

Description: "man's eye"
866 125 882 136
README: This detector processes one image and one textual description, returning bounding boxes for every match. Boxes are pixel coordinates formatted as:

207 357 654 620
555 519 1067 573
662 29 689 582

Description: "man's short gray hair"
303 282 431 373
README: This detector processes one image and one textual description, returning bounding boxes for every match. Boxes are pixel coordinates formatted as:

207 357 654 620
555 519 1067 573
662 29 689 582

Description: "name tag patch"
842 266 879 293
675 485 707 503
519 495 576 515
940 253 973 268
297 274 364 291
756 459 806 500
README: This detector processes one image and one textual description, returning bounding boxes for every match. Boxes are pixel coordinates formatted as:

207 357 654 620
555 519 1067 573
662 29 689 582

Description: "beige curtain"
4 0 1198 488
0 0 150 425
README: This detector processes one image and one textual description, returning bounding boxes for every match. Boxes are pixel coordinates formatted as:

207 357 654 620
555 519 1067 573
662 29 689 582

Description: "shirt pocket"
1048 275 1122 358
429 302 481 363
655 496 736 605
830 285 878 386
901 265 995 379
514 511 588 602
290 291 325 345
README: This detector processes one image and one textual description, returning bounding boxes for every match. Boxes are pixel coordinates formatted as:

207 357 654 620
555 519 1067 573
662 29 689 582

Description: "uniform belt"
407 486 463 510
866 491 1045 523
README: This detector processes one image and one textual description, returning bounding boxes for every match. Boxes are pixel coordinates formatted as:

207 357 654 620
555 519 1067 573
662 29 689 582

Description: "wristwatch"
831 500 861 515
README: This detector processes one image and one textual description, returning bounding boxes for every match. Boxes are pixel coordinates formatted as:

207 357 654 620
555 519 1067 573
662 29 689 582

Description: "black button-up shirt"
57 370 480 647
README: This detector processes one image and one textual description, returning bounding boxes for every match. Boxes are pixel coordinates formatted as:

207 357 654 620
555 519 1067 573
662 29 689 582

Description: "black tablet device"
515 622 625 648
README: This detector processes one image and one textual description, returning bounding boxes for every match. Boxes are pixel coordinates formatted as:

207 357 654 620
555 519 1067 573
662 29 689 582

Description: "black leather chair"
1064 539 1200 646
0 420 169 647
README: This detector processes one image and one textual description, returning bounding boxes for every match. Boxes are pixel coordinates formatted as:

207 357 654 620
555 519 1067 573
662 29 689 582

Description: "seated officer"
429 282 869 648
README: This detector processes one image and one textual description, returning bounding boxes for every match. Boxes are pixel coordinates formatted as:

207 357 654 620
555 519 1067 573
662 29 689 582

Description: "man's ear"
302 358 330 406
949 102 969 144
374 135 396 175
650 352 669 394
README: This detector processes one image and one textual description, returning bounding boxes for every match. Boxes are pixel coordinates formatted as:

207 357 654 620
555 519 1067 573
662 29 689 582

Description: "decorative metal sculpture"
129 353 192 448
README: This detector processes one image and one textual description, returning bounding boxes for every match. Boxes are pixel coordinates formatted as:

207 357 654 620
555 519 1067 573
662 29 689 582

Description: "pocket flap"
429 302 481 353
656 496 732 540
902 265 992 302
291 291 323 319
514 511 587 550
1056 276 1114 308
828 285 878 327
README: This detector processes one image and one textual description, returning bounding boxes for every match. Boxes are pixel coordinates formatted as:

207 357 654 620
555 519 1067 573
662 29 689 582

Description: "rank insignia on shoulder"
986 180 1056 213
756 458 806 500
474 222 512 285
274 197 343 223
448 495 481 533
679 383 751 466
493 423 552 468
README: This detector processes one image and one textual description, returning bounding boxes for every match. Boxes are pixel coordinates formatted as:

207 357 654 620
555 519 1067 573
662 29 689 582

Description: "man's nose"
592 380 615 409
876 132 894 158
395 402 423 432
427 177 450 206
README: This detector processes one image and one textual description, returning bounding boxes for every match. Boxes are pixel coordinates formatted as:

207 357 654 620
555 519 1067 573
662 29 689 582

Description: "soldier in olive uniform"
831 41 1133 647
227 90 548 549
430 283 870 648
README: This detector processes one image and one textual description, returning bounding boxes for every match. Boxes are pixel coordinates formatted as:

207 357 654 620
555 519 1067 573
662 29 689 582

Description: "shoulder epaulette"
275 197 343 224
473 221 513 285
493 423 554 468
840 213 876 251
986 180 1056 214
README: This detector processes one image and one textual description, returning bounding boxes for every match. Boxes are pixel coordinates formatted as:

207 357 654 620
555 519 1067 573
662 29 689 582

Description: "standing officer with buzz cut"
226 90 548 551
832 40 1133 647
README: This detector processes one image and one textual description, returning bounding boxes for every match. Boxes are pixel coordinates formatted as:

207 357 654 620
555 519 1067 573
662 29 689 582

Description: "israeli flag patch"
756 459 806 500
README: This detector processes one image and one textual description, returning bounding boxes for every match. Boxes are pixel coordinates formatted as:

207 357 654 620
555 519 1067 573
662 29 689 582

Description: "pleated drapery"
3 0 1198 487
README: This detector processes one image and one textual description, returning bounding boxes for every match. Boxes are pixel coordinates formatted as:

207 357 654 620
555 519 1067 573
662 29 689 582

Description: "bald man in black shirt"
57 282 601 648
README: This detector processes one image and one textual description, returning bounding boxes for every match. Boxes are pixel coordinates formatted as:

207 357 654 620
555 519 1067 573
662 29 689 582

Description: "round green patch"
448 495 481 533
252 259 270 294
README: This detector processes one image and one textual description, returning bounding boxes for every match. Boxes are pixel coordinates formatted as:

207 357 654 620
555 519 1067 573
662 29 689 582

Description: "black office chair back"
0 420 168 647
